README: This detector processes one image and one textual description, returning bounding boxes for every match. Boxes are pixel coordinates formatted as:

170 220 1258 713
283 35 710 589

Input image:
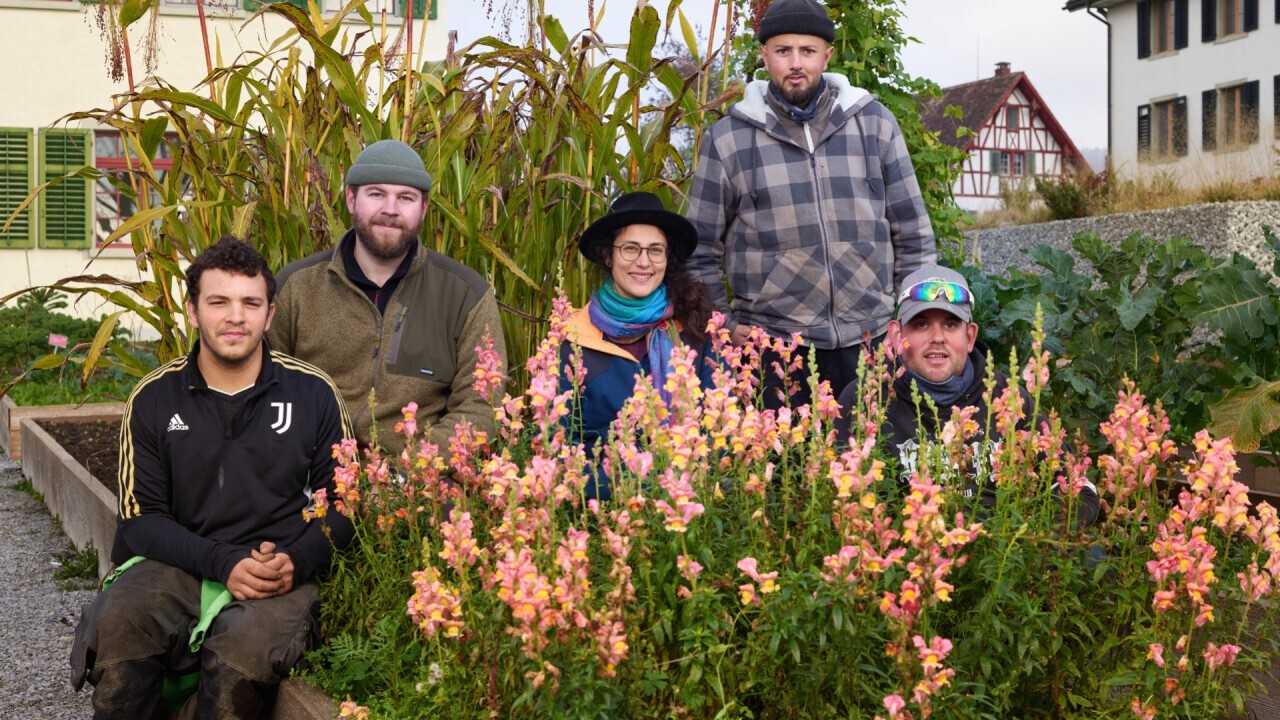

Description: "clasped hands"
227 541 295 601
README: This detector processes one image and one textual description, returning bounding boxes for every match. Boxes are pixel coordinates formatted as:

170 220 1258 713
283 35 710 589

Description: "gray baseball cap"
896 265 973 324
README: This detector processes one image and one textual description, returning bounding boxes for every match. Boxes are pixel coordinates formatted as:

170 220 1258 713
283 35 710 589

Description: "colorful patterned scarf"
589 278 676 404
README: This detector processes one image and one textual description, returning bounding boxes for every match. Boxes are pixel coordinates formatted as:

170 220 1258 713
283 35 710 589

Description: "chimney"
994 62 1011 77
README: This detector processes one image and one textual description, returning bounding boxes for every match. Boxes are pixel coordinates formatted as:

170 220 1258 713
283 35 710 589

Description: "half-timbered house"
920 63 1087 212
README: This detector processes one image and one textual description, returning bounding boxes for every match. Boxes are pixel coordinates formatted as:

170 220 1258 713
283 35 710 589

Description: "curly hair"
186 235 276 306
662 256 715 342
594 229 714 342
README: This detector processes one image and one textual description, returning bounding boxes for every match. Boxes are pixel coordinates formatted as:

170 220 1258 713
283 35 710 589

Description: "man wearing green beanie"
270 139 507 449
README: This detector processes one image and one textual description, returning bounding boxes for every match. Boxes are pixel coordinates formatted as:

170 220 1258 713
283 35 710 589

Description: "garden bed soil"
1 394 127 461
38 419 119 496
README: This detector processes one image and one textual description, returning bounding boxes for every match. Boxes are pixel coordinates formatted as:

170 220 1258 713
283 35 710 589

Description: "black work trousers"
71 560 320 720
759 335 883 411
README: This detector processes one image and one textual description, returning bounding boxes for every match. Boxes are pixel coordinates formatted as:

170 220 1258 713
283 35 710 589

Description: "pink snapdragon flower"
1203 642 1241 672
471 334 505 400
339 701 370 718
406 567 465 639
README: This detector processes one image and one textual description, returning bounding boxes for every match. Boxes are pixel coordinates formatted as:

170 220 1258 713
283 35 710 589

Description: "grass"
6 480 99 589
967 178 1054 230
53 541 99 591
967 204 1053 230
966 160 1280 229
12 478 39 499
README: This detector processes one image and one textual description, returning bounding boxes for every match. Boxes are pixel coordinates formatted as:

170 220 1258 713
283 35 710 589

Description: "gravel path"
0 453 94 720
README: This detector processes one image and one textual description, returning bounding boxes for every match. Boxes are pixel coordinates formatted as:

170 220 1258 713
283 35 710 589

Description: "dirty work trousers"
760 335 884 411
71 560 320 720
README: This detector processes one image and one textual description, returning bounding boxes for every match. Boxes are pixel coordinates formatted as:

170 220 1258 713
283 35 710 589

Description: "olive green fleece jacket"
269 231 507 449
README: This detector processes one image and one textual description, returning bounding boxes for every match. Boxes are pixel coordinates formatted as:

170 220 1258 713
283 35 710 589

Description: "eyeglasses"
898 279 972 305
613 243 669 263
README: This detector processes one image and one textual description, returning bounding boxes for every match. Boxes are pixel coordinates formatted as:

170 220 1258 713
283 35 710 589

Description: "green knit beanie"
345 139 433 193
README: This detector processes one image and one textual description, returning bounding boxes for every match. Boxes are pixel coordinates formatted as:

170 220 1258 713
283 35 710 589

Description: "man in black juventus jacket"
71 236 355 719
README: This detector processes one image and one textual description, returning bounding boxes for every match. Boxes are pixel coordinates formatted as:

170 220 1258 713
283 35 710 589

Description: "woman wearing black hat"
561 192 717 501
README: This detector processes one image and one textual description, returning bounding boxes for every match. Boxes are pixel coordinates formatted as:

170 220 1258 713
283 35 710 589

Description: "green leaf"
677 8 701 65
136 88 238 126
1209 379 1280 453
118 0 154 28
82 311 125 387
1116 286 1158 331
542 15 569 55
1265 225 1280 277
101 205 179 246
624 3 660 84
1025 244 1075 278
26 353 69 372
232 201 258 240
1196 255 1280 343
139 118 169 160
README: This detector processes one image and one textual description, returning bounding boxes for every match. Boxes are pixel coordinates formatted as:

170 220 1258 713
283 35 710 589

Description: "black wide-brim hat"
578 191 698 265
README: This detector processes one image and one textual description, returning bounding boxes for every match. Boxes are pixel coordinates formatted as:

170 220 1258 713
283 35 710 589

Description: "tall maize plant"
2 0 738 391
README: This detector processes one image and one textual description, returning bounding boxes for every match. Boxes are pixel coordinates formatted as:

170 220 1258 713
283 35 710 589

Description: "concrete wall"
965 199 1280 277
1107 0 1280 185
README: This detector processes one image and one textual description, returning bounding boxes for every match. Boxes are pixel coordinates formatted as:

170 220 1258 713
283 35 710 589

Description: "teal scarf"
589 278 676 404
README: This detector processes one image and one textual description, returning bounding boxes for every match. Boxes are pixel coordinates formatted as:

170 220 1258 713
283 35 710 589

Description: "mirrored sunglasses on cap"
898 278 972 305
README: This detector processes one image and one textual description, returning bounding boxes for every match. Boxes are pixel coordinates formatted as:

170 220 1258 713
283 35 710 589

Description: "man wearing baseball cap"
835 265 1099 525
270 139 506 448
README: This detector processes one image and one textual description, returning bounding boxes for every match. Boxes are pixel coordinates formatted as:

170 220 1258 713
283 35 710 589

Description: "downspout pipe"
1084 1 1112 170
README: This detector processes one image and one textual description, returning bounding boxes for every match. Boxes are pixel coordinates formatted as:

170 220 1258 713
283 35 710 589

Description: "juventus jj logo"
270 402 293 434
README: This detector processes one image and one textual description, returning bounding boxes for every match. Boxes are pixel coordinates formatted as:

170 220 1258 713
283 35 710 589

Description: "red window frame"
93 132 175 248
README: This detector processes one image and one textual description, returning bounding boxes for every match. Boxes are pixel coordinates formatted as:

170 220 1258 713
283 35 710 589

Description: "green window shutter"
0 129 35 249
1026 152 1036 176
989 150 1002 176
38 128 93 250
243 0 308 12
401 0 437 19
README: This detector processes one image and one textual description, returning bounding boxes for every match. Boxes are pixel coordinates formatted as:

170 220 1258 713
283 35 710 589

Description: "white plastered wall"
0 0 448 337
1108 0 1279 185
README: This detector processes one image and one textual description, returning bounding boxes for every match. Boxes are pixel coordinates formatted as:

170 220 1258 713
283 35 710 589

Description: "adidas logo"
167 414 189 432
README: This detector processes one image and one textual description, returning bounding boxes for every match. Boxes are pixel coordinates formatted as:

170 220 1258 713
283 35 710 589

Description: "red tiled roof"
918 73 1021 151
917 71 1084 163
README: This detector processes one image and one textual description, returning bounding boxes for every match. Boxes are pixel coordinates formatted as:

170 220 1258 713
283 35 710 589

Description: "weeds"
53 541 99 591
11 478 39 499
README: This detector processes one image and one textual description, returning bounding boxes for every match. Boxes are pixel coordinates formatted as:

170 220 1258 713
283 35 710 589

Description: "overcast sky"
448 0 1110 150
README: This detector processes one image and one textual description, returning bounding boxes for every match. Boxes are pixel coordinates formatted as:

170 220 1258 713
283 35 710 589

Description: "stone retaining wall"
964 200 1280 276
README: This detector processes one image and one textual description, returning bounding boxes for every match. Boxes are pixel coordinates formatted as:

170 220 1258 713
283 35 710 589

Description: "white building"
1066 0 1280 185
920 63 1086 213
0 0 447 326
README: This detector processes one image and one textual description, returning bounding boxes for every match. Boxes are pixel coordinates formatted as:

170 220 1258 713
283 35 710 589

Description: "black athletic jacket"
837 342 1100 525
112 342 356 584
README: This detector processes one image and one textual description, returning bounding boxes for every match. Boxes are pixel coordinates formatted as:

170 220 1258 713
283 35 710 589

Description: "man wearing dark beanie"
270 139 507 449
686 0 935 409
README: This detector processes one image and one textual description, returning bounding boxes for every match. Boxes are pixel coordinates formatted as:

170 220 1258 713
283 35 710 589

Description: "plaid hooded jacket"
686 73 936 349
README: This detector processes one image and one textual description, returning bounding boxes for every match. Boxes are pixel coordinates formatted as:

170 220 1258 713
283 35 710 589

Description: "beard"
778 76 821 107
353 212 422 260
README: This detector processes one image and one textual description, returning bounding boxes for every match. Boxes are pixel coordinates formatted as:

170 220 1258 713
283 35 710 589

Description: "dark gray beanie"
758 0 835 44
346 139 433 193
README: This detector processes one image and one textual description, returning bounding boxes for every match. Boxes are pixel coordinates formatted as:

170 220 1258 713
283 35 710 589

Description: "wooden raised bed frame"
1 395 126 462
